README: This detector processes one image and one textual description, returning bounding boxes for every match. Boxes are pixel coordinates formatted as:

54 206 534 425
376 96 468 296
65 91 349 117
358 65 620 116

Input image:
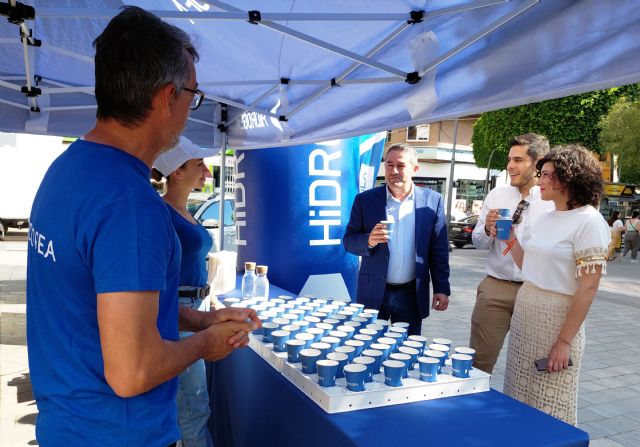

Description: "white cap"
153 136 217 176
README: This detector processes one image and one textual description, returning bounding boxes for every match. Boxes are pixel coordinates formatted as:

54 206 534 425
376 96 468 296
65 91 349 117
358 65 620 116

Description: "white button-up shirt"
386 185 416 284
472 185 553 281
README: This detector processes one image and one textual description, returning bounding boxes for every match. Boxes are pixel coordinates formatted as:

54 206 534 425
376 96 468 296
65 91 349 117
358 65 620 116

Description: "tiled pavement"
1 235 639 446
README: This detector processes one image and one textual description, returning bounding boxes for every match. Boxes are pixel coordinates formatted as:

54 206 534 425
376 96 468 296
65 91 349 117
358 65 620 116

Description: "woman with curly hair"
502 144 610 425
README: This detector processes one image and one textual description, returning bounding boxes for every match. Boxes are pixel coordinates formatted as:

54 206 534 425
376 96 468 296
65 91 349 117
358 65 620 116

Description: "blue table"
209 279 588 447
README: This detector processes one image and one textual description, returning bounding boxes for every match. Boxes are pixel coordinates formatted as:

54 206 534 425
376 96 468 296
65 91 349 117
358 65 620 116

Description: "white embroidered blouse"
521 205 610 296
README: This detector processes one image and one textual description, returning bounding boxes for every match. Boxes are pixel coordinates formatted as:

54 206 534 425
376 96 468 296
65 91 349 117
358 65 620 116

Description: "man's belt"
386 279 416 290
487 275 523 285
178 284 211 299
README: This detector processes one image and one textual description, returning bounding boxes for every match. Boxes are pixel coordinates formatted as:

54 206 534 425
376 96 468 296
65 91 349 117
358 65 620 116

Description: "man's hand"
203 308 261 348
367 223 389 247
200 319 258 362
432 293 449 311
485 209 500 236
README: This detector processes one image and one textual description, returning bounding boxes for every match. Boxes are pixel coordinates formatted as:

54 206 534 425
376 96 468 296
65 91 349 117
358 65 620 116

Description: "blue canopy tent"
2 0 639 149
1 0 640 251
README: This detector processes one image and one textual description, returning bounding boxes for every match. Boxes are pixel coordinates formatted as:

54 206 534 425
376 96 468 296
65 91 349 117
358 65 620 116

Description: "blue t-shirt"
167 206 212 287
26 139 182 446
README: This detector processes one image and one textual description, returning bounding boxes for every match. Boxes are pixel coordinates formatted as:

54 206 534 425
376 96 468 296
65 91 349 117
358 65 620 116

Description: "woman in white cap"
153 136 217 447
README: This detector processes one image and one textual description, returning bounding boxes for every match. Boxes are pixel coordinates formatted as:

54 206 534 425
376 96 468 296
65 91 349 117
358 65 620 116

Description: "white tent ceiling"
1 0 639 149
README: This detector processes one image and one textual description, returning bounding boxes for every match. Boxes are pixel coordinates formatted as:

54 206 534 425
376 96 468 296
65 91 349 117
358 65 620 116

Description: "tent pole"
446 118 459 252
217 104 228 252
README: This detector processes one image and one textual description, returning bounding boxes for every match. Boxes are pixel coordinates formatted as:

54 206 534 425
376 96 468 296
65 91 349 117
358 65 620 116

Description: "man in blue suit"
343 143 450 335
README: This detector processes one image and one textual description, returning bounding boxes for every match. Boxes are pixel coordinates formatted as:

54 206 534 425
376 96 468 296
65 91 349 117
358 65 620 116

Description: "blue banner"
234 133 385 299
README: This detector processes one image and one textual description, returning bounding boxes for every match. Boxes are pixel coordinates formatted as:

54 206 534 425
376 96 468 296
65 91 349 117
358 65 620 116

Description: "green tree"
599 98 640 184
472 84 640 170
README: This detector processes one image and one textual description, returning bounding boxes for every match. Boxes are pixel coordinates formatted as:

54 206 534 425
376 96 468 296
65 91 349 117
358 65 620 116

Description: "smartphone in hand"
534 358 573 371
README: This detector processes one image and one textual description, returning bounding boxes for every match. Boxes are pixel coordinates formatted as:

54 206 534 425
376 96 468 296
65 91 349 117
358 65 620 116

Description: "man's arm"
428 195 451 308
343 194 374 257
98 291 257 398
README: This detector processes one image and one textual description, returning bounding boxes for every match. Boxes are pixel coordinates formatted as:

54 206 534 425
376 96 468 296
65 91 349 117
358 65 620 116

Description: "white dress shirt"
472 185 553 281
386 185 416 284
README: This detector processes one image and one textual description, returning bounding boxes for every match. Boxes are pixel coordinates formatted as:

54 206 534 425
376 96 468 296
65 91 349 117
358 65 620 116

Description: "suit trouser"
469 276 522 374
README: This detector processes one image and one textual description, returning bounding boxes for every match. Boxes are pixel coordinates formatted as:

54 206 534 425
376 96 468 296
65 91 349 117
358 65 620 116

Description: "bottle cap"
256 265 268 274
245 262 256 271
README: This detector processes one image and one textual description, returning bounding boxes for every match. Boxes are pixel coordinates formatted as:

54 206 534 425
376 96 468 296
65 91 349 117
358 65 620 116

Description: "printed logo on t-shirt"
28 223 56 262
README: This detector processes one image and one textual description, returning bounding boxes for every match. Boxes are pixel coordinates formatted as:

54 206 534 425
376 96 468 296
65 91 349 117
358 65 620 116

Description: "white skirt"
503 282 585 426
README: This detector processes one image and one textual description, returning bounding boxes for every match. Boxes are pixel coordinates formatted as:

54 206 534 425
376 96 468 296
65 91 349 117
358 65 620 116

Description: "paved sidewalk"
1 237 639 446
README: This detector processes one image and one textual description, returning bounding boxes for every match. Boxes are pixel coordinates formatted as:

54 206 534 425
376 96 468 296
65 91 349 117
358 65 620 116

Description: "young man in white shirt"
469 134 553 374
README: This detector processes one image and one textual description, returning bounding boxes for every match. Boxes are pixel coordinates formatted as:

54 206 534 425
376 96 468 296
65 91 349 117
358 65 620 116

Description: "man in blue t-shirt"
26 7 259 447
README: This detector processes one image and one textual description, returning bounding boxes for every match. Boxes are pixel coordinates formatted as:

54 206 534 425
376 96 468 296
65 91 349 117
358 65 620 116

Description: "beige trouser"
469 276 522 374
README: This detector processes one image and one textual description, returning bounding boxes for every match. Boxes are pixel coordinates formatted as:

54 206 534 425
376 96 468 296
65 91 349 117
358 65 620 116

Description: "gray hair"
385 143 418 166
93 6 199 126
509 133 550 162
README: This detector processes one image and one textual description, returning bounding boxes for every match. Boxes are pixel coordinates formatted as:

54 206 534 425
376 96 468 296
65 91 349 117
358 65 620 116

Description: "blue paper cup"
351 317 369 326
362 349 384 373
272 317 291 328
423 349 446 371
306 327 325 343
286 339 306 363
299 305 314 317
281 324 299 338
271 330 290 352
335 345 356 363
329 330 349 345
389 353 411 378
402 340 425 357
352 356 376 382
365 324 385 338
311 311 328 320
418 356 440 382
327 352 349 378
315 323 334 337
321 336 340 351
293 320 310 334
362 309 379 324
295 332 315 348
451 353 473 378
337 324 357 339
496 218 512 241
344 339 365 357
377 337 398 354
261 322 279 343
359 328 379 341
353 334 373 349
344 364 367 392
454 346 476 360
398 346 420 369
429 343 450 360
380 220 395 238
370 343 391 362
310 342 332 360
383 360 405 387
316 359 339 387
299 348 322 374
334 313 350 322
389 326 408 343
374 319 390 329
304 316 321 327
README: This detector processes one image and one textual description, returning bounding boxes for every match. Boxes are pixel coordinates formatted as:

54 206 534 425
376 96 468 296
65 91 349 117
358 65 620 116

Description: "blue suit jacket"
343 185 450 319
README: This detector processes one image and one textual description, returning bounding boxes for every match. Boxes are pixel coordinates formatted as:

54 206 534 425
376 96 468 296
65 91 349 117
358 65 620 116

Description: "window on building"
406 124 430 142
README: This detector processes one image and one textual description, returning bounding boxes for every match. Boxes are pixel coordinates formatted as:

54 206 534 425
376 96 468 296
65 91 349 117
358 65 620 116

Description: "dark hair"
632 210 640 219
93 6 199 126
385 143 418 165
509 133 550 162
607 210 620 226
535 144 603 210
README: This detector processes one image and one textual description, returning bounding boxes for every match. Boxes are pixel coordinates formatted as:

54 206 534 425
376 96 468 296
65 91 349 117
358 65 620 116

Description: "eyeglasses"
181 86 205 110
512 199 530 225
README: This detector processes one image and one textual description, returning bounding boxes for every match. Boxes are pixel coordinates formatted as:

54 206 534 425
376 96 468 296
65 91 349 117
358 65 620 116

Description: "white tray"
248 335 490 413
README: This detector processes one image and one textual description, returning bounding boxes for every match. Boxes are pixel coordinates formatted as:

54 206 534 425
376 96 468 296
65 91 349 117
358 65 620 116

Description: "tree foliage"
472 84 640 170
599 98 640 184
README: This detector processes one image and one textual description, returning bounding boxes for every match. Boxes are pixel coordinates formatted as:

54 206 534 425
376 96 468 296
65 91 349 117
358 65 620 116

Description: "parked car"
187 194 237 252
449 215 478 248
